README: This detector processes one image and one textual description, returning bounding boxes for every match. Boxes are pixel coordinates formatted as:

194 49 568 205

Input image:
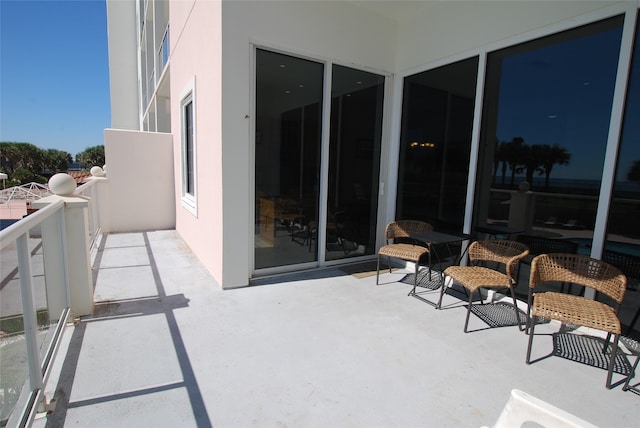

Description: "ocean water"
497 176 640 193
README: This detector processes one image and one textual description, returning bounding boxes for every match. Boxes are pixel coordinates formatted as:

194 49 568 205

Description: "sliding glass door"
396 58 478 232
254 49 385 271
254 50 323 269
326 65 384 261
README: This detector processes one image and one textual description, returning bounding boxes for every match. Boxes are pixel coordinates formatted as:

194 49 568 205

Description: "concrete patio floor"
35 230 640 427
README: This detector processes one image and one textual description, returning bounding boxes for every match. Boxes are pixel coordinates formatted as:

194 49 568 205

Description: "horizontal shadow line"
67 381 185 409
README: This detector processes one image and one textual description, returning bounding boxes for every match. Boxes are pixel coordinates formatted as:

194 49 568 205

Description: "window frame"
180 77 197 215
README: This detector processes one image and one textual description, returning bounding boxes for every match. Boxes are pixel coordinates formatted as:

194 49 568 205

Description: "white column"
508 182 536 234
33 174 94 317
89 166 110 234
37 211 70 321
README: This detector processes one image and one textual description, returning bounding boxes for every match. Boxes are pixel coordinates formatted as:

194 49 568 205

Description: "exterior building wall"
395 1 625 72
107 0 637 289
104 128 175 232
169 0 224 286
105 0 139 130
219 1 397 287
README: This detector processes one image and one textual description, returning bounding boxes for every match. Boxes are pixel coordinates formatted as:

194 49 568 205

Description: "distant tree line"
75 145 106 170
0 142 105 187
493 137 571 191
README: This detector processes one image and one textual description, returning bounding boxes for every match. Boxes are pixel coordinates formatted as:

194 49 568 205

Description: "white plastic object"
483 389 598 428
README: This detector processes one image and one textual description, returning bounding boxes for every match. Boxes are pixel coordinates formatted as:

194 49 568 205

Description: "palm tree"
627 160 640 183
76 145 105 168
539 144 571 191
519 144 545 186
504 137 526 186
492 139 507 185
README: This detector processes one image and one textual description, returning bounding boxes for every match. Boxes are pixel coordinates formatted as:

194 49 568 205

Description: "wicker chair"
376 220 433 290
437 239 529 332
526 253 627 389
516 234 580 294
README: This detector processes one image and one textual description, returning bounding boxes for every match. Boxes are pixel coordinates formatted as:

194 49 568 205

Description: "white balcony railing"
0 170 106 427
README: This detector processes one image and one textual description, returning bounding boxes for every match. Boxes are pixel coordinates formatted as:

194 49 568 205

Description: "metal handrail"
0 199 68 427
0 199 64 243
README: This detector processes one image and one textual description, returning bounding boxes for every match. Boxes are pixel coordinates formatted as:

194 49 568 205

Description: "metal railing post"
33 174 94 317
39 208 71 321
16 233 45 394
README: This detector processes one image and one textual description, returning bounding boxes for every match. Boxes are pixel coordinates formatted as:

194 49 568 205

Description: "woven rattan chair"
376 220 433 290
526 253 627 389
437 239 529 332
516 234 580 293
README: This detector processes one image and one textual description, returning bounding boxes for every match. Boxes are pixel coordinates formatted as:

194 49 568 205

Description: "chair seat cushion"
444 266 510 292
532 292 621 334
378 243 428 262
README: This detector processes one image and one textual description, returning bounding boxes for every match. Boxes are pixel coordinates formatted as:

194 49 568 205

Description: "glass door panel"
325 65 384 261
475 16 623 238
607 11 640 333
255 49 323 269
396 57 478 232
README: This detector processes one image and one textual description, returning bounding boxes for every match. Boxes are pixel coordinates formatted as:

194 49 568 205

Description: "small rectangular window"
181 79 197 215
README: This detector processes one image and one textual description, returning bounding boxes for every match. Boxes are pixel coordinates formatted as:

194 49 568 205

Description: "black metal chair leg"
376 254 381 285
509 285 524 331
436 274 447 309
606 334 620 389
603 332 612 353
463 290 474 333
623 354 640 391
526 317 536 364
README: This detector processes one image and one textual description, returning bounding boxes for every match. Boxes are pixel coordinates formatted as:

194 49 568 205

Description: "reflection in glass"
475 17 623 237
0 234 54 423
254 49 323 269
397 57 478 232
0 306 30 424
326 66 384 261
608 11 640 333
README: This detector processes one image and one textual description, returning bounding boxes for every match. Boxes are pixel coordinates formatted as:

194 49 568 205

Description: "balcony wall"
104 128 175 233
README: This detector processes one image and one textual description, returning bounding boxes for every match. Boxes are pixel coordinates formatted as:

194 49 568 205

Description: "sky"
0 0 111 158
495 23 625 182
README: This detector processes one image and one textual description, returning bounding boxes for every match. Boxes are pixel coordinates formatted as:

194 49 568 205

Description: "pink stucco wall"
170 0 224 287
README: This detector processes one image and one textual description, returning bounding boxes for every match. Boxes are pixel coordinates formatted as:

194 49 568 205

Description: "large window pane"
475 17 623 239
397 57 478 232
326 65 384 261
608 11 640 334
255 50 323 269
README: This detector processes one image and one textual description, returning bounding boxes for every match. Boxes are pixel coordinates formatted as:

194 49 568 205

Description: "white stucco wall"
167 0 636 289
104 128 175 232
105 0 139 130
219 1 398 287
395 0 628 73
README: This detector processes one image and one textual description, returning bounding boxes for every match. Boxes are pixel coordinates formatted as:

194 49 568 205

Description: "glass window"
397 57 478 232
609 13 640 246
181 86 196 214
254 49 323 269
475 16 623 240
607 11 640 332
326 65 384 261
